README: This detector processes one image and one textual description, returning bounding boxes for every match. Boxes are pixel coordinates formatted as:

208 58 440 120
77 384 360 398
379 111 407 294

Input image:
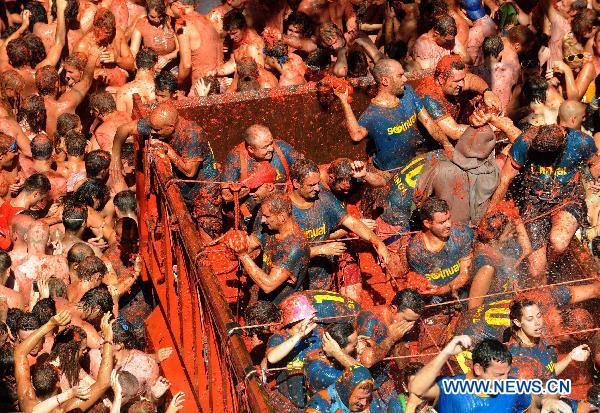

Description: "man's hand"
360 218 376 231
334 86 351 104
73 383 92 400
570 344 591 362
322 332 344 357
388 319 416 342
100 50 116 64
166 392 186 413
100 312 115 342
20 10 31 29
470 109 492 127
51 310 72 327
289 316 317 339
156 55 173 71
38 279 50 299
350 160 367 179
442 335 472 357
193 78 212 97
483 90 501 111
56 0 68 12
156 347 174 362
150 376 171 400
9 176 23 196
110 370 122 395
552 60 570 74
317 241 346 256
374 241 390 267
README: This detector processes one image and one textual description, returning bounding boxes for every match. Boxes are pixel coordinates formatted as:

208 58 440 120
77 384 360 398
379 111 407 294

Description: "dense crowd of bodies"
2 0 600 411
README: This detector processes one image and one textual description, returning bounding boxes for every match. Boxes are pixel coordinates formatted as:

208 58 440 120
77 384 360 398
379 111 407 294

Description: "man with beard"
287 159 389 290
73 7 135 87
336 58 451 173
487 123 600 283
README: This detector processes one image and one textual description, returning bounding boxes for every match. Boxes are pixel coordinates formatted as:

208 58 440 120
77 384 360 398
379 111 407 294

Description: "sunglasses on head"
564 53 585 62
2 142 18 155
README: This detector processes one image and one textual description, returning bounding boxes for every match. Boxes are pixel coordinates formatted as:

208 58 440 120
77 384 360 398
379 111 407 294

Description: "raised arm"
0 10 30 67
335 90 368 142
358 320 415 368
418 108 453 153
59 48 100 109
266 317 316 364
36 0 67 69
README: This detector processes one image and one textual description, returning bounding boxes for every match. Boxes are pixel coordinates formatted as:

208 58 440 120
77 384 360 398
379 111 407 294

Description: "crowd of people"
2 0 600 411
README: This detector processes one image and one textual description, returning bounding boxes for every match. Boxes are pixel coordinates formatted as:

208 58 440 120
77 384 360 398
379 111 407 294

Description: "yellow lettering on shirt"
425 262 460 281
303 223 326 240
529 165 567 176
263 253 273 269
484 306 510 326
313 294 345 304
387 113 418 135
546 361 555 373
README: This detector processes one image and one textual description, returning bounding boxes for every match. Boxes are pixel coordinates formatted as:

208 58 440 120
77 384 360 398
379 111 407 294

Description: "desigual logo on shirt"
304 223 326 239
387 113 417 135
529 165 567 176
425 262 460 281
263 253 273 269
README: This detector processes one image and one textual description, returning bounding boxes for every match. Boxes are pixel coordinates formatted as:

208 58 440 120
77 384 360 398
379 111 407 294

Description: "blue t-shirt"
137 118 218 201
292 188 348 289
509 128 597 191
355 311 392 388
358 85 425 171
407 225 474 287
471 240 523 303
507 337 558 381
435 375 532 413
304 350 344 394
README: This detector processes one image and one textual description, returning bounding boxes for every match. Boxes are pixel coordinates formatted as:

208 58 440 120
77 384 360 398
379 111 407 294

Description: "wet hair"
78 284 113 315
56 113 81 138
128 400 157 413
52 326 87 387
522 76 548 104
22 173 51 195
113 324 142 350
0 346 14 377
316 22 344 49
418 0 448 33
245 301 281 336
482 35 504 59
146 0 166 15
0 250 11 273
85 150 111 178
385 41 408 61
62 201 88 232
93 8 117 43
325 322 355 348
0 69 25 97
572 9 597 45
237 57 259 82
114 190 137 214
18 313 41 332
31 135 54 160
290 158 319 184
76 256 107 281
48 277 67 299
24 1 49 30
18 94 47 133
136 48 158 71
472 339 512 371
51 0 79 23
587 385 600 409
347 48 369 78
434 55 465 82
372 59 399 85
529 124 567 154
262 193 292 215
284 11 314 37
305 48 331 70
23 34 47 68
35 66 60 96
391 288 425 314
6 38 31 68
419 196 449 222
154 70 178 93
507 26 535 48
64 130 87 157
118 370 141 404
64 52 87 72
265 41 289 65
74 179 110 210
31 363 59 398
433 15 457 37
121 142 135 165
32 298 56 325
328 158 353 182
6 308 25 338
89 91 117 116
502 299 537 342
223 9 247 31
67 243 95 265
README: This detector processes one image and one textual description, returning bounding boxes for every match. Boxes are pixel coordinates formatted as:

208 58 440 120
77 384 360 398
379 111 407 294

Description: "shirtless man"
14 222 70 298
9 214 35 266
211 10 264 77
34 55 97 138
115 48 158 114
0 251 25 309
0 69 25 118
89 91 132 152
20 135 66 202
228 57 279 92
0 133 22 202
168 0 224 90
265 41 307 86
73 7 135 87
57 130 87 180
411 14 467 71
33 0 84 54
298 0 357 42
55 204 103 258
67 256 107 304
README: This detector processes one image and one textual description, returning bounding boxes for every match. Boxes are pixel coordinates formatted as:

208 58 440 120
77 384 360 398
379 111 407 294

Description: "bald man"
9 214 34 266
111 103 223 236
559 100 587 131
336 58 451 173
13 222 70 299
221 124 302 223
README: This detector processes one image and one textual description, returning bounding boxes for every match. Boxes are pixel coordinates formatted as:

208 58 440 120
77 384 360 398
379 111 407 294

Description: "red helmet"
279 293 317 326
